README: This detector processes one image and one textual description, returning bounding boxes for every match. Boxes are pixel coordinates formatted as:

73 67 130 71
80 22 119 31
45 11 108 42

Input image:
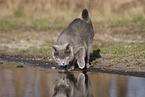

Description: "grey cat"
51 9 94 70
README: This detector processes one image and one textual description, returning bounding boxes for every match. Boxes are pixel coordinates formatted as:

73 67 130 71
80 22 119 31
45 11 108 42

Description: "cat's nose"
61 62 65 65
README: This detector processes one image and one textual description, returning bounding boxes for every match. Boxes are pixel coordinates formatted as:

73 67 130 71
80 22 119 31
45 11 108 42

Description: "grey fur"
51 9 94 70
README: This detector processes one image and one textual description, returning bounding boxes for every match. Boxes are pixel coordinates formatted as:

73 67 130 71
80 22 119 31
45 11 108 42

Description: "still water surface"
0 62 145 97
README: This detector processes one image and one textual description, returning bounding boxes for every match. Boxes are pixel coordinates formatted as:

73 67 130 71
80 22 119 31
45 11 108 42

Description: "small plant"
105 55 116 59
13 10 24 17
109 62 114 67
124 58 129 62
126 64 131 67
90 59 101 67
3 46 8 49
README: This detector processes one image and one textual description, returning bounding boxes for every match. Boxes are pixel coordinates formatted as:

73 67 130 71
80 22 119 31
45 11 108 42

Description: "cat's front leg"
86 63 90 68
76 48 86 69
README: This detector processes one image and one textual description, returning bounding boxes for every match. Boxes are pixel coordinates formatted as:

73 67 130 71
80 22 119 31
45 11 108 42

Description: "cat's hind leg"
76 48 86 69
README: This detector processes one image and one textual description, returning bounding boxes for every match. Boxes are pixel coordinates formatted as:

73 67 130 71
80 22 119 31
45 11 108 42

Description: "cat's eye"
65 57 69 59
57 83 60 87
65 84 69 87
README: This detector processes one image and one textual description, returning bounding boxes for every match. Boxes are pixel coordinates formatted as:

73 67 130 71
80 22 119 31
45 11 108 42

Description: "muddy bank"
0 53 145 77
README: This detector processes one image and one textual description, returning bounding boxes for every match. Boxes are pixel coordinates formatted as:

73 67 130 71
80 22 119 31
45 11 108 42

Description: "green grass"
0 19 21 31
0 15 68 32
91 43 145 67
100 43 145 58
0 13 145 32
13 10 25 17
30 18 67 30
3 46 9 49
107 15 145 32
93 43 145 64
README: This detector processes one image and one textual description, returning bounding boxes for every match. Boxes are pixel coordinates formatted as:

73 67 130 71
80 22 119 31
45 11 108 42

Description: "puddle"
0 61 145 97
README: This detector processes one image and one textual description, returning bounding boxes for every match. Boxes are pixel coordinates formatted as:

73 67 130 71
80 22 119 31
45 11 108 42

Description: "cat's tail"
82 9 93 27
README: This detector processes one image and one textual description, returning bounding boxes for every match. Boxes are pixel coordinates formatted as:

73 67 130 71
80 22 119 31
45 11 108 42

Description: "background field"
0 0 145 16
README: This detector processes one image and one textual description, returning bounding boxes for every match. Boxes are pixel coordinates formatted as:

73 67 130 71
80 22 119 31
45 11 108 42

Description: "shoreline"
0 53 145 78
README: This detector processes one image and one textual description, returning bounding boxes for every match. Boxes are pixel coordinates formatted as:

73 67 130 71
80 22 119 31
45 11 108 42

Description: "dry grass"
0 0 145 17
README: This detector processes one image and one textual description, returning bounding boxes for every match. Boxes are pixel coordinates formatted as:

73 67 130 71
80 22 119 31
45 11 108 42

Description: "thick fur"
52 9 94 70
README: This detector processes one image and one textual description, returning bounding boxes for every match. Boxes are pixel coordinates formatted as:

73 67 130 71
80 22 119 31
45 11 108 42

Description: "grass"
0 19 21 31
0 17 67 32
107 15 145 33
13 10 25 17
3 46 9 49
100 43 145 57
92 43 145 66
0 7 145 32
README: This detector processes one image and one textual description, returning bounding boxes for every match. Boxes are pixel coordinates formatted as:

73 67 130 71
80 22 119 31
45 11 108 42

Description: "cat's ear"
51 45 57 52
65 43 70 50
64 43 73 53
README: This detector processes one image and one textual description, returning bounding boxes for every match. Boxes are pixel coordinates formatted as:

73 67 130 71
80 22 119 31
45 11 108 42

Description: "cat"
52 71 94 97
51 9 94 70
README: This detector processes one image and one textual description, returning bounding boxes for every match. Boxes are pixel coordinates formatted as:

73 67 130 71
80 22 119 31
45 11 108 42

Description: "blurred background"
0 0 145 16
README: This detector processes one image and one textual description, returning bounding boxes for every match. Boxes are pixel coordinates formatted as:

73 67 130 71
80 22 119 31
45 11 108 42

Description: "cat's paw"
67 66 75 71
77 61 85 69
78 62 85 70
86 63 90 68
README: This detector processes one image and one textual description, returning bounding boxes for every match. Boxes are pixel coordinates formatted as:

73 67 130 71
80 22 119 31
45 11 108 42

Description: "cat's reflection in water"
52 71 94 97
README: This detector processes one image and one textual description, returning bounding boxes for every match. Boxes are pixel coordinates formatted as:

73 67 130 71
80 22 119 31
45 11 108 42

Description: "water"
0 61 145 97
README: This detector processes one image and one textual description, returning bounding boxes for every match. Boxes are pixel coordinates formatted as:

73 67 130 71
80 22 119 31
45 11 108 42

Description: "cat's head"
51 43 74 66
